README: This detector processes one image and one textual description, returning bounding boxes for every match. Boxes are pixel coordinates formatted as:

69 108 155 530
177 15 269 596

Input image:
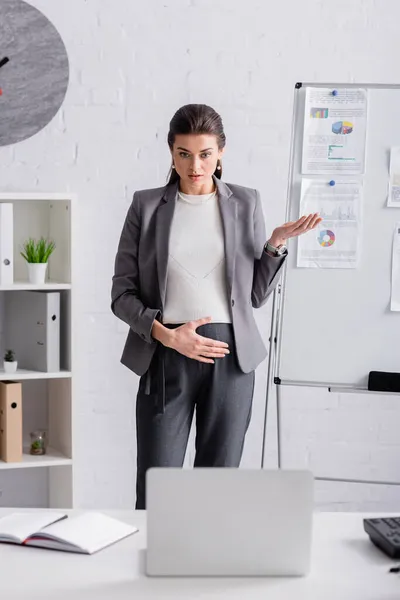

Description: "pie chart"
332 121 353 135
318 230 335 247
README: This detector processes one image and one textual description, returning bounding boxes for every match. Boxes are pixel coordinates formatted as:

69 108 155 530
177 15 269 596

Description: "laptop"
146 468 314 577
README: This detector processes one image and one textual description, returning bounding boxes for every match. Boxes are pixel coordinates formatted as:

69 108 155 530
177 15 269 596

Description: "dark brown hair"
167 104 226 184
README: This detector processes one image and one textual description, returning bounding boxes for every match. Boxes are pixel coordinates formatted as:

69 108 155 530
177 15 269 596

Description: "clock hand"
0 57 9 96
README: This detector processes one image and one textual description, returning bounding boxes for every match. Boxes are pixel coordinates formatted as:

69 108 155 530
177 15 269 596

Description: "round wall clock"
0 0 69 146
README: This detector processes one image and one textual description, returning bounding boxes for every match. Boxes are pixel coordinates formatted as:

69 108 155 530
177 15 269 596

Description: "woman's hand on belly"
165 317 230 363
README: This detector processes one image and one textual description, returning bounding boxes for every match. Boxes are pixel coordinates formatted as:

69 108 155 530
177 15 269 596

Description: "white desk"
0 508 399 600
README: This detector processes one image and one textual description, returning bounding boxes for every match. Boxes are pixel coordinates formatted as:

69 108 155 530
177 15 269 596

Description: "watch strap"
265 241 287 256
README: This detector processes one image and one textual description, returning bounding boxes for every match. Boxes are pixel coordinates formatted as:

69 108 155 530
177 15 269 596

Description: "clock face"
0 0 69 146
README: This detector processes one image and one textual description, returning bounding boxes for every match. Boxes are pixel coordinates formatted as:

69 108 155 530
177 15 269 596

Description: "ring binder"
5 291 60 372
0 381 23 462
0 203 14 285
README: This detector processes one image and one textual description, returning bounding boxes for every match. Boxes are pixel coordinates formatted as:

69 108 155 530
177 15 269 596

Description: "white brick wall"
1 0 399 510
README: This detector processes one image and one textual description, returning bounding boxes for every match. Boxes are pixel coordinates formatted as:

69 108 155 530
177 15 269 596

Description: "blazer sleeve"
111 192 160 343
251 189 287 309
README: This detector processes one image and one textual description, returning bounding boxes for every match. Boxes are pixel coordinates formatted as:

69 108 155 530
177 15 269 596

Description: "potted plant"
20 237 56 284
3 349 17 373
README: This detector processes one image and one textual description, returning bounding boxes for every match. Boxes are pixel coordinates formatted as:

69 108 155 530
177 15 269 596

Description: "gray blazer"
111 176 286 376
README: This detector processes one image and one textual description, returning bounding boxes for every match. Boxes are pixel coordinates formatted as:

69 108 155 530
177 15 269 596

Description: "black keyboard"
364 517 400 558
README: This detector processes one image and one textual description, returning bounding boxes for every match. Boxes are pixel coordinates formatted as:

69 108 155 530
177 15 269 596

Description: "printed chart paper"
391 223 400 311
387 147 400 207
297 179 362 269
302 87 368 175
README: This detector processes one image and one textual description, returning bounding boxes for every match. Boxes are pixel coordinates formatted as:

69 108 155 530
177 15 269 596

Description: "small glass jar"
30 430 47 456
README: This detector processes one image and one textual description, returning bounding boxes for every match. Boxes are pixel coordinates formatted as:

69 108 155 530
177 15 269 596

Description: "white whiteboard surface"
277 83 400 388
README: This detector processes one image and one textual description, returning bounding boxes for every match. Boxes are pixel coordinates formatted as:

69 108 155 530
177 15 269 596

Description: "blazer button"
231 299 235 307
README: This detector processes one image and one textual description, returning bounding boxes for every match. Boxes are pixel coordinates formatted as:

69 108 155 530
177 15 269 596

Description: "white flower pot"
3 361 17 373
28 262 48 285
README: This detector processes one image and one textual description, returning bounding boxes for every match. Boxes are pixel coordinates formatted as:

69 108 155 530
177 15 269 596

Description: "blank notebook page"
32 512 137 553
0 512 66 543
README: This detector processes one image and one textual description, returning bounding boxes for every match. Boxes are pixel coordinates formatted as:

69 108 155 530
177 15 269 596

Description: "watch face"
0 0 69 146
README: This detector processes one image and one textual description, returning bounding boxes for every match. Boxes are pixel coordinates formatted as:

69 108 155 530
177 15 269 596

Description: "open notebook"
0 511 138 554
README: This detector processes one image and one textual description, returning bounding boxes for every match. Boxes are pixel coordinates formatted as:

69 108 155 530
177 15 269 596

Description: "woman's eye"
178 152 211 159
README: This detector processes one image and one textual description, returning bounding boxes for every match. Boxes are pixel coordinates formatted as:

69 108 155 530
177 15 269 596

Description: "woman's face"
171 134 224 191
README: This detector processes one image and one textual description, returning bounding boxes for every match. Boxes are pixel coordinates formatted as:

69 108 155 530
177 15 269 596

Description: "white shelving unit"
0 448 73 470
0 283 71 291
0 370 72 380
0 193 76 508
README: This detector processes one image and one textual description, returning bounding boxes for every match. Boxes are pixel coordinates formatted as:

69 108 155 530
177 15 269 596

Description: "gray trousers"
135 323 255 509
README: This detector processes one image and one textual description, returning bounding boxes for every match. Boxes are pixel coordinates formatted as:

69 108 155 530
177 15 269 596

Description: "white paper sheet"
297 178 362 269
387 148 400 207
302 87 368 175
390 223 400 311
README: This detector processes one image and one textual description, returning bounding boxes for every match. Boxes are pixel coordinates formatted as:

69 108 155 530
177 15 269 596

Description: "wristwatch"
265 241 288 257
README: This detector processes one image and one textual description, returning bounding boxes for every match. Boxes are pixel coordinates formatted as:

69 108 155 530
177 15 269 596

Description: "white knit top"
162 190 232 324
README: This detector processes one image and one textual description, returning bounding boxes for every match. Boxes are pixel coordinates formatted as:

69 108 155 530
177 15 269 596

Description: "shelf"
0 447 72 470
0 369 72 381
0 193 74 507
0 193 76 201
0 282 71 291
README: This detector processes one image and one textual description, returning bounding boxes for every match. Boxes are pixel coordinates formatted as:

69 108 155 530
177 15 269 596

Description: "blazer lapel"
156 181 178 309
215 177 237 299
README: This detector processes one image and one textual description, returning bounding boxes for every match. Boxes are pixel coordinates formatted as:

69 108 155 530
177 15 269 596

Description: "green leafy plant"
20 237 56 263
4 349 15 362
